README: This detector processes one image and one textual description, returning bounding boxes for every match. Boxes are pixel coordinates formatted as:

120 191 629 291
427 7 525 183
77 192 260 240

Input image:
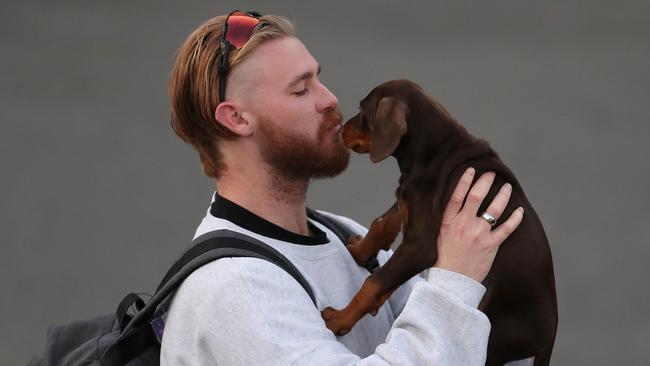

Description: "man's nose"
316 81 338 112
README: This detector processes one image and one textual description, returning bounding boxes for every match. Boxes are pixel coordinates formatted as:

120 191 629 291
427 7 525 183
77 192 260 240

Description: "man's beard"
256 108 350 182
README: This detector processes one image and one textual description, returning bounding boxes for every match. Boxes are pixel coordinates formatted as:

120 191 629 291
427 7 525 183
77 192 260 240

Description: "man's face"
231 36 350 181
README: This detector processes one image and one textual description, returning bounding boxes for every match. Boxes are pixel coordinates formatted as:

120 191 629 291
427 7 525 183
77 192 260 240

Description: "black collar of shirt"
210 193 329 245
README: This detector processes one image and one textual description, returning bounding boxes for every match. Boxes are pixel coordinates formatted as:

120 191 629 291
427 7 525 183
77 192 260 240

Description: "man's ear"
214 102 253 137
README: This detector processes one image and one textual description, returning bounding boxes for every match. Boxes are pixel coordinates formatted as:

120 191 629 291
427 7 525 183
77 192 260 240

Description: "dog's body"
322 80 558 365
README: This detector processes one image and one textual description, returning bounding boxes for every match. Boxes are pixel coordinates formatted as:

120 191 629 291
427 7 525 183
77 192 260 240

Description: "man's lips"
323 120 342 132
323 108 343 130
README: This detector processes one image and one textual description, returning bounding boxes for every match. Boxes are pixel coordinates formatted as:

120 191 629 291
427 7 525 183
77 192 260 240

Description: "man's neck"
215 167 312 236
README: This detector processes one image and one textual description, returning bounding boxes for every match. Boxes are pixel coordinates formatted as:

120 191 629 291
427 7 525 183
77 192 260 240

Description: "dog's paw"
321 306 351 336
346 235 377 264
346 234 364 247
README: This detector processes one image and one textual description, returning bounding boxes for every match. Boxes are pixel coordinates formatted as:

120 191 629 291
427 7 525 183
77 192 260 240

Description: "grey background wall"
2 0 648 364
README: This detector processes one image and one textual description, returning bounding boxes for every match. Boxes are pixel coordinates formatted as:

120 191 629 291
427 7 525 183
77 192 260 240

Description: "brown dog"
321 79 558 365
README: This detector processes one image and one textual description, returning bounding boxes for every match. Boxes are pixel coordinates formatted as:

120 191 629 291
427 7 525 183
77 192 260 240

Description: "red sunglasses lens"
226 14 259 49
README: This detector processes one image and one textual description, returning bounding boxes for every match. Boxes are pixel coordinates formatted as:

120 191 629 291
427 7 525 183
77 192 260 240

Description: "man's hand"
434 167 524 283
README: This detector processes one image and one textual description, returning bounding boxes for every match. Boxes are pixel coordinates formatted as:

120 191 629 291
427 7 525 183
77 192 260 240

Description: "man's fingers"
441 167 475 224
463 171 496 216
491 207 524 245
482 183 512 225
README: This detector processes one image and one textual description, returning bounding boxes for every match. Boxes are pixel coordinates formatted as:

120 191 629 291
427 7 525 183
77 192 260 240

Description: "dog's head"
342 79 426 163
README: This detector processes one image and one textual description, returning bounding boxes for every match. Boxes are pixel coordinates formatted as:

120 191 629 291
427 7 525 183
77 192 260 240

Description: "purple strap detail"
150 316 166 342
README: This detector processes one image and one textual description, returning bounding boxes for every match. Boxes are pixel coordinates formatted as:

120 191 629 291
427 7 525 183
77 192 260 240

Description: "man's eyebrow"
287 65 321 88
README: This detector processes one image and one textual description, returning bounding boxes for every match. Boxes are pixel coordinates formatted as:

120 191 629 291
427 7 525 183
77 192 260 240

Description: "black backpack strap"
119 211 375 336
307 208 380 273
156 230 315 297
115 293 147 331
103 230 316 365
103 213 378 365
118 230 315 336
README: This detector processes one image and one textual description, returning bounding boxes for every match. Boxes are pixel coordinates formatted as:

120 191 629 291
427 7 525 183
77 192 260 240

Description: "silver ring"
481 211 497 226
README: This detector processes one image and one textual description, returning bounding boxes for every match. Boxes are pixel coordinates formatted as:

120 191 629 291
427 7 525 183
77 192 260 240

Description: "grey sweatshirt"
160 193 491 365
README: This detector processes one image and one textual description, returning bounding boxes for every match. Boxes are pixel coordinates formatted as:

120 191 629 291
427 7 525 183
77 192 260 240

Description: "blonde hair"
169 14 295 178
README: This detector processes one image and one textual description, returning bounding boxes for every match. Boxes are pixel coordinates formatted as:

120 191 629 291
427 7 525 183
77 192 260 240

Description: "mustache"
323 107 343 129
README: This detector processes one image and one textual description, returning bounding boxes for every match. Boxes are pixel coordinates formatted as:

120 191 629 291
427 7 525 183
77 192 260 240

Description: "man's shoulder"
192 210 244 240
174 256 306 299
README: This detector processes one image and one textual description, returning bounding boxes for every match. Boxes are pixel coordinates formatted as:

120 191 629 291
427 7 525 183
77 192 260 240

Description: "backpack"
29 208 379 366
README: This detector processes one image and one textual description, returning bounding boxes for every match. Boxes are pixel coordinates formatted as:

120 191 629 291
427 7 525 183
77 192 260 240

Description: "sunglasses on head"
217 10 261 103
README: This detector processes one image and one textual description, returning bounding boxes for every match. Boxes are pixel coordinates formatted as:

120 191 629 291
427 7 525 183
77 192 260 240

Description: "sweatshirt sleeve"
160 256 491 366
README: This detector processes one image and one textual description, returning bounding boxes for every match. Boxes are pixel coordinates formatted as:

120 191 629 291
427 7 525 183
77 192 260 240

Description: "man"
161 12 523 365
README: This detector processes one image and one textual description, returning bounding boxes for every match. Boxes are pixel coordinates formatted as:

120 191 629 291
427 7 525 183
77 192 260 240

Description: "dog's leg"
322 189 434 336
321 277 396 336
322 235 431 337
323 198 406 336
346 202 402 264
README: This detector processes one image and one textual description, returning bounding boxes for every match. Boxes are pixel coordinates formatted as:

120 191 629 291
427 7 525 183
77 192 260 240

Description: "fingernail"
466 167 475 175
504 183 512 191
517 207 524 214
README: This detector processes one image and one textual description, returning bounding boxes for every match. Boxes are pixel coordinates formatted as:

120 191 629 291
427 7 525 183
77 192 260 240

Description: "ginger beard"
256 107 350 182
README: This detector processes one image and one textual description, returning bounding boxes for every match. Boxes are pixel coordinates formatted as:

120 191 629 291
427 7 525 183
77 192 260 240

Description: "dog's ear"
370 97 408 163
